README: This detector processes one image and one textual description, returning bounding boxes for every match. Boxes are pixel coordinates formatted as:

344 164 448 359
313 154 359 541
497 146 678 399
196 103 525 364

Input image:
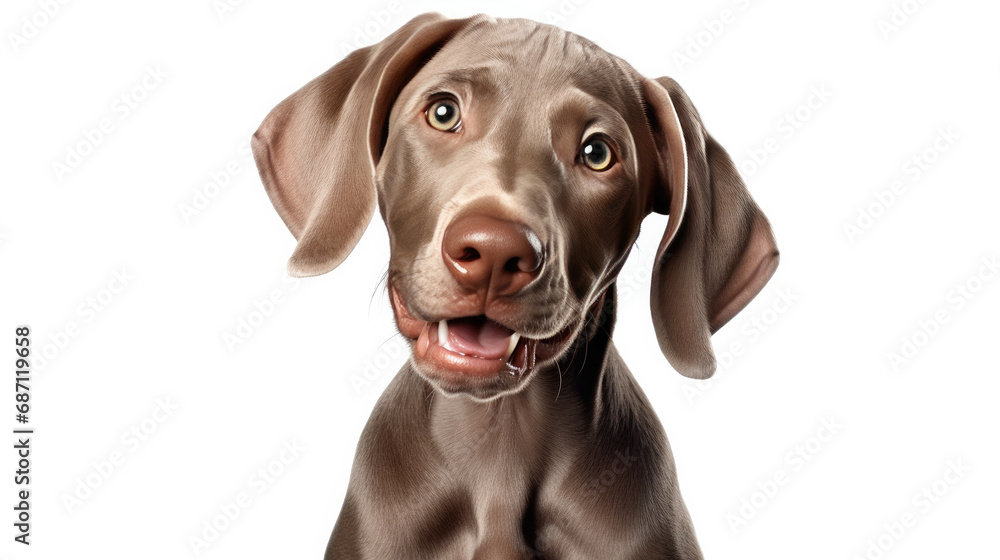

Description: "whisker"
554 360 563 402
369 267 390 317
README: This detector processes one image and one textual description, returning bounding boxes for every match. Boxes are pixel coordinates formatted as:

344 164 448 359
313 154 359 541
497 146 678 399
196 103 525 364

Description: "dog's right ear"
252 13 479 277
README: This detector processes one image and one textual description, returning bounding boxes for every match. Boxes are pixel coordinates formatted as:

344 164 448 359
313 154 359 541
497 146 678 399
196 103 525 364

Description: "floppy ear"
643 76 779 380
252 13 478 277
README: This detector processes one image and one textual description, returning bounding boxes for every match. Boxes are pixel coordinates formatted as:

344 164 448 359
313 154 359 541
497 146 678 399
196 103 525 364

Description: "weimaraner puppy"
253 13 778 559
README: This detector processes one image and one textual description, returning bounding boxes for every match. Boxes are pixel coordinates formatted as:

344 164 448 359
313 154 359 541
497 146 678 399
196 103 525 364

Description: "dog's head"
253 13 778 400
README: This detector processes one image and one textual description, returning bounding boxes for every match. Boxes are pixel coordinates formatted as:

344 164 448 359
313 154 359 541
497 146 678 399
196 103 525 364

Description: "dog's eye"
426 98 461 132
580 136 615 171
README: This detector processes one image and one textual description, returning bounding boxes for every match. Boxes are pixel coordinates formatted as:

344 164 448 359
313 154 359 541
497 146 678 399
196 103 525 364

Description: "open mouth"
430 316 520 361
390 287 573 381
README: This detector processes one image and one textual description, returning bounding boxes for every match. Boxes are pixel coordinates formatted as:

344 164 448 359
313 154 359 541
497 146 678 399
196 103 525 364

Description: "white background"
3 0 998 558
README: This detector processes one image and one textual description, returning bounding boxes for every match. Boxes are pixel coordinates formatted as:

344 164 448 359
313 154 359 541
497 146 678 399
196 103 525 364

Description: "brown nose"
442 215 544 296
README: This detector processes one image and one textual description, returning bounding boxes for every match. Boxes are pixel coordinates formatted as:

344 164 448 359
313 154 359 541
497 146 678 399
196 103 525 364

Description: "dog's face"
252 14 778 400
379 23 651 398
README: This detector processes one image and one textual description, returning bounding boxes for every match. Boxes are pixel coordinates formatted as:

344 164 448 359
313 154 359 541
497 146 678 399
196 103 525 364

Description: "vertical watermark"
13 325 33 546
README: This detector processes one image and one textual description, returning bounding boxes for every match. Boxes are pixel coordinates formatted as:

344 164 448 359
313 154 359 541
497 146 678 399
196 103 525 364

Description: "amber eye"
426 98 461 131
580 136 615 171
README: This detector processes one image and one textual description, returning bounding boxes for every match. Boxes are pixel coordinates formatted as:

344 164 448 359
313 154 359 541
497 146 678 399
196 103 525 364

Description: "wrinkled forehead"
417 18 644 119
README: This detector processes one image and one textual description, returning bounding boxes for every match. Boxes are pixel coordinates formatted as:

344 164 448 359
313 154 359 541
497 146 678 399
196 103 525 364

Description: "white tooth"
438 320 449 346
504 333 521 361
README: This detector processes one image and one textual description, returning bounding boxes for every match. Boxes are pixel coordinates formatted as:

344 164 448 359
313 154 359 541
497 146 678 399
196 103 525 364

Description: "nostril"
503 257 520 273
458 247 480 261
521 252 542 273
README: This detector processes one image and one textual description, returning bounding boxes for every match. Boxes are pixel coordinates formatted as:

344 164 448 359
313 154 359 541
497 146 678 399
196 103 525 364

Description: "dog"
252 13 778 559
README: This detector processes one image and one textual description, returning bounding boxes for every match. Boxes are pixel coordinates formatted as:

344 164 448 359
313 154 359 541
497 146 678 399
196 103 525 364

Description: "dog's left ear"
642 76 779 380
252 13 479 277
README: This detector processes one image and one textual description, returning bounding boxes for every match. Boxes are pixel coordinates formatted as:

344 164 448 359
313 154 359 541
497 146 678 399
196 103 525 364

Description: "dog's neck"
426 286 617 472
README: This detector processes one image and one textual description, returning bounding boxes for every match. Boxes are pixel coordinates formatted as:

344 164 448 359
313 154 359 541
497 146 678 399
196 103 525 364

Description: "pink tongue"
446 317 513 360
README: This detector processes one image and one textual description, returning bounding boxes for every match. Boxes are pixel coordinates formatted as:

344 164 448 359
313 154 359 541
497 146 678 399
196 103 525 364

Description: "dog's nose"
442 215 543 296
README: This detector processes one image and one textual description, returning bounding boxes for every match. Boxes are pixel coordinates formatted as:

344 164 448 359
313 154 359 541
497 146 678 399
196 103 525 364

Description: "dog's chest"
433 450 560 559
426 391 580 558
